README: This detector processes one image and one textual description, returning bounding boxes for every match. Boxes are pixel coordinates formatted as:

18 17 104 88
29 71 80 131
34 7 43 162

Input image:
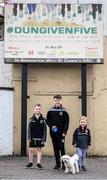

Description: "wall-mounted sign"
4 0 103 63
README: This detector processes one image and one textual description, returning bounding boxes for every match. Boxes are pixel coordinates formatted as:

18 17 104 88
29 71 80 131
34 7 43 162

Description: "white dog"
61 154 79 174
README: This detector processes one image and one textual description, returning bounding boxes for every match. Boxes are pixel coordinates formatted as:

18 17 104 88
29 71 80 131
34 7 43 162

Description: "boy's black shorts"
29 139 44 148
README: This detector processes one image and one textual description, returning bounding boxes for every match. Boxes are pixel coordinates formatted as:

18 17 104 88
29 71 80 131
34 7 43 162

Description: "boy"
26 104 47 169
72 116 91 171
46 94 69 170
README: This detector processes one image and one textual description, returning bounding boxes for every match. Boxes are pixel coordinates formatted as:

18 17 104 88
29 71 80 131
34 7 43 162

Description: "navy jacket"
28 114 47 142
46 106 69 137
72 126 91 149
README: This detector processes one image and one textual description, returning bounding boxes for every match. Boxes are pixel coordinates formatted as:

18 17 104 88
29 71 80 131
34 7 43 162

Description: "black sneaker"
36 163 43 170
81 165 87 171
53 165 60 170
60 165 65 171
79 166 83 171
26 162 33 168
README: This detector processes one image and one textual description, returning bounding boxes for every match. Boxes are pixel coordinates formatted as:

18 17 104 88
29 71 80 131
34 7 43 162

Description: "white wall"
0 90 13 155
0 41 13 155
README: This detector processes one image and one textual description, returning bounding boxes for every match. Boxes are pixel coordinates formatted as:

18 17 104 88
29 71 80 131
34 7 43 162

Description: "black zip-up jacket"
72 126 91 149
46 106 69 137
28 114 47 142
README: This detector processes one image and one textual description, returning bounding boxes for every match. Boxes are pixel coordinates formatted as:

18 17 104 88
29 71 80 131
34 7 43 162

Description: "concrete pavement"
0 156 107 179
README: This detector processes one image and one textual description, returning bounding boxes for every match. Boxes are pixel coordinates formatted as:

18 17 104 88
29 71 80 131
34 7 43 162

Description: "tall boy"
46 94 69 170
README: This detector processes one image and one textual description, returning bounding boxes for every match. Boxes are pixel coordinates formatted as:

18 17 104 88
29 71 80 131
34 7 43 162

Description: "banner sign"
4 0 103 63
4 0 81 4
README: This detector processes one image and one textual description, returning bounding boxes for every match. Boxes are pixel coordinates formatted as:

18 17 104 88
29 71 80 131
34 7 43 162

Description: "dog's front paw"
65 170 69 173
76 170 79 173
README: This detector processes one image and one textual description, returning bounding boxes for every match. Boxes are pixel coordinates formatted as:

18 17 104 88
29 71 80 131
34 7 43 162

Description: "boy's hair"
80 115 87 121
53 94 62 99
34 104 42 108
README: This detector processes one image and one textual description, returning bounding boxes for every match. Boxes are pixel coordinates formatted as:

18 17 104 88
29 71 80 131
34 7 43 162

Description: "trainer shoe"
81 165 87 171
36 163 43 170
60 165 65 171
26 162 33 168
53 165 60 170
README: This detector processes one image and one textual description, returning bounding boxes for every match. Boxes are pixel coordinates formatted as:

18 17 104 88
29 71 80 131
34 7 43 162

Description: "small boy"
72 116 91 171
26 104 47 169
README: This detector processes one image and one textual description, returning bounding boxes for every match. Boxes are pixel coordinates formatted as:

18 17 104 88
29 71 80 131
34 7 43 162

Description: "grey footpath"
0 156 107 179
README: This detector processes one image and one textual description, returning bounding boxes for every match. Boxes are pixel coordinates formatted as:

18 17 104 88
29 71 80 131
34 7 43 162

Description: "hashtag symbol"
7 27 13 33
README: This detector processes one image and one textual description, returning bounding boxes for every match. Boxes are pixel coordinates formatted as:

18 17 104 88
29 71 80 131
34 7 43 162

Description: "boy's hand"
52 126 56 128
62 133 65 137
28 140 31 145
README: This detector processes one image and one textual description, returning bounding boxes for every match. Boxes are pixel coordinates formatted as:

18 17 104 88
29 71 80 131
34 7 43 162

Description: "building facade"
13 39 107 156
1 0 107 156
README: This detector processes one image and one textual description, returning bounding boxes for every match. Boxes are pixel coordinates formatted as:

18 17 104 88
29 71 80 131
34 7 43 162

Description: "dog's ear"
64 157 70 161
61 156 64 160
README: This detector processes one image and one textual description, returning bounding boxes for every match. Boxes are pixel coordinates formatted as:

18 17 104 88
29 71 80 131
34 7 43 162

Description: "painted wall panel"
0 90 13 155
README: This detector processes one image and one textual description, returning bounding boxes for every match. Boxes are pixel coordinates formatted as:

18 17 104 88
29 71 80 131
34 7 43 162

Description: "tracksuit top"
46 106 69 137
28 114 47 142
72 126 91 149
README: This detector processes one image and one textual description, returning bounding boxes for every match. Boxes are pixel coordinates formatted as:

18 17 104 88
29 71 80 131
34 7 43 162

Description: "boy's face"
34 106 42 115
54 98 62 107
80 119 87 128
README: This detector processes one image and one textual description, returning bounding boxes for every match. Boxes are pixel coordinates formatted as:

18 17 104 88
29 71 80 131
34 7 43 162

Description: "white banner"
4 3 103 63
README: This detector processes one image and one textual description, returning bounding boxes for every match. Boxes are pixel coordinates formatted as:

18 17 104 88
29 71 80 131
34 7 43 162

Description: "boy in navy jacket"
72 116 91 171
26 104 47 169
46 94 69 170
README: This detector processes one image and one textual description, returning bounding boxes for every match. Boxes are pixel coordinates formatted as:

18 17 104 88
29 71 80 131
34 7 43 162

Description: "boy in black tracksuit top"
46 95 69 170
72 116 91 171
26 104 47 169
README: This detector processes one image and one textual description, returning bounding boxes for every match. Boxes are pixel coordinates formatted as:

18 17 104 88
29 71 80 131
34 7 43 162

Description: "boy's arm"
88 129 91 146
27 121 31 141
42 120 47 142
62 111 69 135
46 111 52 128
72 129 77 146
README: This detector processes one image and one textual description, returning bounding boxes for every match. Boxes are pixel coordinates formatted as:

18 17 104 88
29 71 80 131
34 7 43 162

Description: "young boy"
26 104 47 169
72 116 91 171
